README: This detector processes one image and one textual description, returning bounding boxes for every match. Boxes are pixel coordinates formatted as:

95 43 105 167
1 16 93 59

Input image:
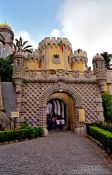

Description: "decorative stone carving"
84 67 92 78
16 84 22 94
41 70 49 78
28 71 37 78
56 69 68 78
72 70 80 78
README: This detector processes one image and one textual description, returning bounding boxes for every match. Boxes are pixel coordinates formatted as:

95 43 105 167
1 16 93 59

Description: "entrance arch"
47 98 66 130
38 83 84 131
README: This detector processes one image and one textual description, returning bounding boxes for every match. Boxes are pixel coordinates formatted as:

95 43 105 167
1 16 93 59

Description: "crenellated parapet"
27 49 40 62
71 49 88 72
38 37 72 50
71 49 88 63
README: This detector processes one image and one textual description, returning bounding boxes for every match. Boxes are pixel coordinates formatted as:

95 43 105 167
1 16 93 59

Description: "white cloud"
58 0 112 66
50 28 60 37
14 31 38 49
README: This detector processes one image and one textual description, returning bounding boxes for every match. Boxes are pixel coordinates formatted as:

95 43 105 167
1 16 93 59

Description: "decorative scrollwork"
29 71 37 78
41 70 49 78
84 67 92 78
72 70 80 78
56 69 68 78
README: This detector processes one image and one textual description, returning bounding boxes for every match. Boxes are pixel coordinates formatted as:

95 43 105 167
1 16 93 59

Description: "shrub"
95 122 112 133
88 126 112 154
86 122 112 133
0 127 44 143
102 92 112 122
21 121 30 129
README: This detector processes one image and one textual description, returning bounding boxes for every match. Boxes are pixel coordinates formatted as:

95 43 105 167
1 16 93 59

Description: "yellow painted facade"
71 62 86 72
26 38 87 72
26 58 40 70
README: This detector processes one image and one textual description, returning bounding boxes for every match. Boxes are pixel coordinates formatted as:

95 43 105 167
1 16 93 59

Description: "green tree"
102 92 112 122
101 52 112 70
11 37 32 55
0 55 13 81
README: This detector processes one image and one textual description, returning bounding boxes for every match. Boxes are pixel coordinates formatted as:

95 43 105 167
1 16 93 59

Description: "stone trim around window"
52 54 60 64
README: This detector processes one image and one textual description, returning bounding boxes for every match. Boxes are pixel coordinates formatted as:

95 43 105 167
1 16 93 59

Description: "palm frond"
22 41 28 47
23 49 32 53
20 37 22 46
23 45 32 50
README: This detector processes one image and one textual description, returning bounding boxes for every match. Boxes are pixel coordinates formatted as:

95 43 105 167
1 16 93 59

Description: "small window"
52 54 60 64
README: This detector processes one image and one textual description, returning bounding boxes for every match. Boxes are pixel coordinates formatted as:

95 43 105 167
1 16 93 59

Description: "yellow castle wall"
47 45 66 70
26 45 87 72
105 83 112 94
71 62 86 72
26 58 40 70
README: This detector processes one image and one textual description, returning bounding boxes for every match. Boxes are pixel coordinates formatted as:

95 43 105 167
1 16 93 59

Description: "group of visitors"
56 118 65 131
47 113 65 131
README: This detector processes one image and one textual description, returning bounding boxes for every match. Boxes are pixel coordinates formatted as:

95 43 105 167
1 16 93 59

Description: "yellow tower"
71 49 88 72
38 37 72 70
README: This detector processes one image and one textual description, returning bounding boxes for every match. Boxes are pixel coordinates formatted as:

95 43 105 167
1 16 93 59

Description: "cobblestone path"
0 131 111 175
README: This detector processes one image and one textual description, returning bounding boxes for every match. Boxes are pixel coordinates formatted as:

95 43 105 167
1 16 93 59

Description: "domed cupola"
92 53 106 92
92 53 105 74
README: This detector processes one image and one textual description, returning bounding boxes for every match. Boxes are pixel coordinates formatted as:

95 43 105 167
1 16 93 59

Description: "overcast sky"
1 0 112 66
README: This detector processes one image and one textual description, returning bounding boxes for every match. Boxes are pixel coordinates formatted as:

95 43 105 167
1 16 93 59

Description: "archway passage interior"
47 99 66 130
46 92 75 130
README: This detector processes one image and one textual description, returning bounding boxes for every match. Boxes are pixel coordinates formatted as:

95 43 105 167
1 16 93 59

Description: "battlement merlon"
38 37 72 49
71 50 88 63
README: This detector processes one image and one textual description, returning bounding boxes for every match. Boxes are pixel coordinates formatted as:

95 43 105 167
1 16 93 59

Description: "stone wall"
21 81 99 127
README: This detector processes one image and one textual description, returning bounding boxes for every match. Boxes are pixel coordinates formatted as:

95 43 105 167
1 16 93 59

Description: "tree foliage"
0 36 32 82
11 37 32 55
102 92 112 122
0 55 13 81
101 52 112 70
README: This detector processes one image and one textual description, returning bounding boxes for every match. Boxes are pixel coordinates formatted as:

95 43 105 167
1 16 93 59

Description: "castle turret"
0 24 14 58
38 37 72 70
26 49 40 70
71 49 88 72
92 53 106 92
13 52 27 81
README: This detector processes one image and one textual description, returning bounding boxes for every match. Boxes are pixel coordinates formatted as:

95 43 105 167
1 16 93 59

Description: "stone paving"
0 131 112 175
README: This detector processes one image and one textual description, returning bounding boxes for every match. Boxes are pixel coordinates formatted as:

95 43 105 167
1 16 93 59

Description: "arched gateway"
38 83 85 134
13 37 105 135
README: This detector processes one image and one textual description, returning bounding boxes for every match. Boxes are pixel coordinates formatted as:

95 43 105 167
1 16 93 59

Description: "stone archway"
47 98 67 130
38 82 84 134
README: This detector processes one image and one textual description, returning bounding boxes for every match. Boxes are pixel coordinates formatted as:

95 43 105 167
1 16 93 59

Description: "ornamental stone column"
92 53 106 122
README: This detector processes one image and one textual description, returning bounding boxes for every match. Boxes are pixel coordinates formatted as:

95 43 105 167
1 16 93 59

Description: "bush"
21 121 30 129
88 126 112 154
0 55 13 82
95 122 112 133
86 122 112 133
0 127 44 143
102 92 112 122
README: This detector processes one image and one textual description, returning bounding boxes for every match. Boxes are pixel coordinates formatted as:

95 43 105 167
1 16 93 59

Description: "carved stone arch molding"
38 82 84 128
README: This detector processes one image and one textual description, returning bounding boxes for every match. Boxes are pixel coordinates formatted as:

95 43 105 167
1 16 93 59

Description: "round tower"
71 49 88 72
38 37 72 70
0 23 14 58
92 53 106 92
